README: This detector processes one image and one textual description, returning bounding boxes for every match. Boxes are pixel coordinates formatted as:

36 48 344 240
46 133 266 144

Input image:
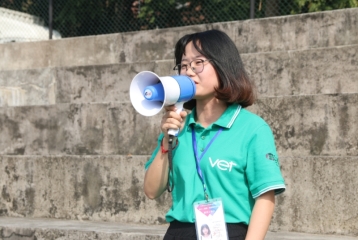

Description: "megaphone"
130 71 196 136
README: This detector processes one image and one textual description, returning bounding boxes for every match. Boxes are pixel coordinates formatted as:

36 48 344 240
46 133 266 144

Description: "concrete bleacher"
0 7 357 239
1 217 358 240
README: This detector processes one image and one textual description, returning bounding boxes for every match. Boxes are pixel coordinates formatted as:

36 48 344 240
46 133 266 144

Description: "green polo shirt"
145 104 285 224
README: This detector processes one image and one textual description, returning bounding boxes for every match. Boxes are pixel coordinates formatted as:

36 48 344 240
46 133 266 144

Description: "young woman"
143 29 285 240
201 224 212 239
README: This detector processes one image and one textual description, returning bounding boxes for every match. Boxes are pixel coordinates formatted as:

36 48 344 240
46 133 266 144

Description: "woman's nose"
185 66 196 76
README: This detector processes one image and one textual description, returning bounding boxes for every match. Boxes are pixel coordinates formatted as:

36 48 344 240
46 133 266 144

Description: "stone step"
0 8 357 71
0 155 357 235
0 217 357 240
0 93 357 157
0 155 168 225
1 44 357 107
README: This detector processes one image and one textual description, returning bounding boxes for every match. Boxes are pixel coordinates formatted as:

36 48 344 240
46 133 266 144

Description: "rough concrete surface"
1 44 357 107
0 156 169 224
0 8 357 71
0 217 357 240
0 102 162 156
52 44 358 104
0 68 56 107
0 155 357 235
243 45 358 97
250 94 358 157
0 94 356 157
271 156 358 235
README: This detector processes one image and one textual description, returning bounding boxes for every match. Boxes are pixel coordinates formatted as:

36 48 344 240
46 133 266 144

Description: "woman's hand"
160 105 188 141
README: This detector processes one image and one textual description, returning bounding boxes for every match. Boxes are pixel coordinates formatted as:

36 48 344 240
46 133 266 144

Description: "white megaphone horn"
130 71 196 136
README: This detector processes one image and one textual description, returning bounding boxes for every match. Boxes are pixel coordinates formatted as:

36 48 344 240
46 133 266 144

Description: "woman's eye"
194 60 203 65
181 64 187 70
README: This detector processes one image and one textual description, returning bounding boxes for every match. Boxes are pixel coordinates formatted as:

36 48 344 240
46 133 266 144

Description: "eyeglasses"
173 59 212 74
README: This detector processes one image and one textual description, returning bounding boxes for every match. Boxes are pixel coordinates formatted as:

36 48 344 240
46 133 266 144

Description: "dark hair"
174 29 256 109
201 224 211 235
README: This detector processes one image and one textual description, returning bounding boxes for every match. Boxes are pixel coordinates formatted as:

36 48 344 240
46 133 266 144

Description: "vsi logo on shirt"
209 157 237 172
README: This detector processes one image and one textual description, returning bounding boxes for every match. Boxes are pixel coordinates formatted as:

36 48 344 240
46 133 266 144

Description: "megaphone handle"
167 101 185 137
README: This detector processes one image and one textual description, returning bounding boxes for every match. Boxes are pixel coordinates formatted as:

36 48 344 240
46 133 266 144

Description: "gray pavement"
0 217 357 240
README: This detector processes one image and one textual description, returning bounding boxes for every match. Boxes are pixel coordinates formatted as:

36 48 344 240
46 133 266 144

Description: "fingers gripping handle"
167 101 184 137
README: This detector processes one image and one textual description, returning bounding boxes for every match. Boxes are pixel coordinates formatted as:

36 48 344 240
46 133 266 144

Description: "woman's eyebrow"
181 55 204 62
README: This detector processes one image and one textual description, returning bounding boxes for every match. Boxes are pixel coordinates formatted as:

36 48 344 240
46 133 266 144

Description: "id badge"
193 198 228 240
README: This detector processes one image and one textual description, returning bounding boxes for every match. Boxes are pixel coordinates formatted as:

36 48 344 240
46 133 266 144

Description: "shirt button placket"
200 135 205 152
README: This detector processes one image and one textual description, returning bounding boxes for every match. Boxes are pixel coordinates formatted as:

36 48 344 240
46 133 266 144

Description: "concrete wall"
0 8 357 237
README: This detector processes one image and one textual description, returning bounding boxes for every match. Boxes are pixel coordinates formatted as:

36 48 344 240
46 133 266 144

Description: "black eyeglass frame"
173 59 212 74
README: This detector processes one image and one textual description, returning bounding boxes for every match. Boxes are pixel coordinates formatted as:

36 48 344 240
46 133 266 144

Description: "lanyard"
192 127 223 201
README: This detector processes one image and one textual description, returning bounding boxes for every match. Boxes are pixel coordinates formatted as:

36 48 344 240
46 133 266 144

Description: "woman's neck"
195 98 227 128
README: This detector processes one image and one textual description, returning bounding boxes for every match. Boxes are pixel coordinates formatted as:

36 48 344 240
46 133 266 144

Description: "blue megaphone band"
142 76 195 102
171 75 196 102
143 83 165 102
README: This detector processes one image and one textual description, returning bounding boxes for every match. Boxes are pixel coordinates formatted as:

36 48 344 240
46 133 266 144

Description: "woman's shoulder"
238 107 269 127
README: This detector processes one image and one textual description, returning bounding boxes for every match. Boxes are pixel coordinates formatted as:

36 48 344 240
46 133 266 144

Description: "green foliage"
292 0 358 13
53 0 136 37
135 0 251 29
1 0 137 37
1 0 357 37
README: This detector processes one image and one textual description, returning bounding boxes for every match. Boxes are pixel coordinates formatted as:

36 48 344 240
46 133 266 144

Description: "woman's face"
180 41 219 101
202 226 209 235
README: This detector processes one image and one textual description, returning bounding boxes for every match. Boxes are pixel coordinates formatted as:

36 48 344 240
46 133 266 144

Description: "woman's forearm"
245 190 275 240
143 138 170 199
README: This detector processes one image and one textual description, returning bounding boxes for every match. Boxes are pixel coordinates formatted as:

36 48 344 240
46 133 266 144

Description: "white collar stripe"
226 105 242 128
252 185 286 199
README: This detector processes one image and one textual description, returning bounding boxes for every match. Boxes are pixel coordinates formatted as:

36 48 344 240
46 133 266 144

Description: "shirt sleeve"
144 133 164 170
246 124 286 199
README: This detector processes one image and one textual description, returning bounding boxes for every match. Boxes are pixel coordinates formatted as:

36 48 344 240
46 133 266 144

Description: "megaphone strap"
166 136 178 193
167 138 174 192
161 137 179 154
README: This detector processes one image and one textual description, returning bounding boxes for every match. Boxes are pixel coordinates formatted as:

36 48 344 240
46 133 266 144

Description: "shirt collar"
187 104 242 129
